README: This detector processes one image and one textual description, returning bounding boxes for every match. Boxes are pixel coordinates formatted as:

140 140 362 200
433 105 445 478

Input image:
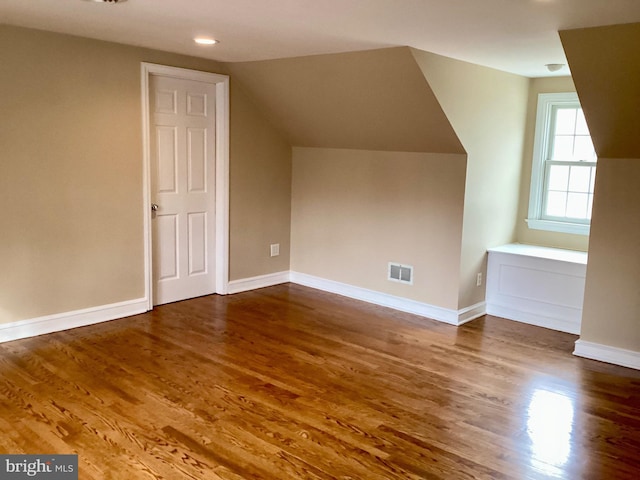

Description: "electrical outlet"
270 243 280 257
476 273 483 287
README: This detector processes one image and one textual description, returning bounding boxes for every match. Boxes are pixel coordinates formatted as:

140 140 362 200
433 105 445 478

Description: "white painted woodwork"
289 272 486 326
187 93 207 116
486 244 587 334
141 63 230 307
0 298 148 344
150 74 216 305
156 126 178 193
188 212 207 275
155 89 177 114
574 340 640 371
188 128 206 192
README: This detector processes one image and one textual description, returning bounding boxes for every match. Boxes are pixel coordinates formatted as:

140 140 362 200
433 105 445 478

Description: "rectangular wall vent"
388 263 413 285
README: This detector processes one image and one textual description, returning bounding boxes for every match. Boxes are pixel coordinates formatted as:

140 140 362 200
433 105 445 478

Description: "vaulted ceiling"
2 0 640 78
227 47 464 153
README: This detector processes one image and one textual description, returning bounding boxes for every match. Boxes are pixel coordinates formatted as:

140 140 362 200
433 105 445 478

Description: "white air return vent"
388 263 413 285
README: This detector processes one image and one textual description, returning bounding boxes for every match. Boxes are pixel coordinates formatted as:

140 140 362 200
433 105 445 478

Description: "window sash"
541 160 596 225
547 105 596 163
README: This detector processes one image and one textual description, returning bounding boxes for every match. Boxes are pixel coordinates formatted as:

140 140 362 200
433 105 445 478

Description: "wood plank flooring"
1 283 639 479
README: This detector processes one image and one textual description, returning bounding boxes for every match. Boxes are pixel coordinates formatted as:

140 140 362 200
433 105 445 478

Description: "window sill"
526 218 590 236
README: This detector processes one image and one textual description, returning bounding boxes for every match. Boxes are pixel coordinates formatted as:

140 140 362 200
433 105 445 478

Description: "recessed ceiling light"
83 0 128 3
194 37 218 46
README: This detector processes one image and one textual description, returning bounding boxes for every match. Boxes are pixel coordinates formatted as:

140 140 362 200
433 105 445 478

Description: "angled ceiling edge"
225 47 465 154
560 23 640 159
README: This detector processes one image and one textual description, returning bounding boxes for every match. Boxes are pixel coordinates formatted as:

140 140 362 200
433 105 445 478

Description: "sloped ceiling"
561 23 640 159
4 1 640 78
226 47 464 154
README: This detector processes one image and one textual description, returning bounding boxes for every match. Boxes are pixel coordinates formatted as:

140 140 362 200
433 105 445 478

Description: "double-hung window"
527 92 597 235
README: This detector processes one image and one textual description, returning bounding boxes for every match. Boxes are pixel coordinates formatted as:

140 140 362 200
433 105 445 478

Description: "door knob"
151 203 159 212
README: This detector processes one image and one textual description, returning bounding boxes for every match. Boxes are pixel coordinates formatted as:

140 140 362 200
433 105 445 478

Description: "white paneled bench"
486 244 587 334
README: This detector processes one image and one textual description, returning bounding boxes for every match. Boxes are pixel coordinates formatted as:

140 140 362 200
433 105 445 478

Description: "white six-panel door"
150 75 217 305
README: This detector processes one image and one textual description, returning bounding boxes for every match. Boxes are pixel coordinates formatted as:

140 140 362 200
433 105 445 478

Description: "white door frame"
141 62 230 309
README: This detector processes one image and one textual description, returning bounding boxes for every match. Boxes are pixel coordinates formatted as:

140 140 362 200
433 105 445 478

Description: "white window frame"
527 92 594 236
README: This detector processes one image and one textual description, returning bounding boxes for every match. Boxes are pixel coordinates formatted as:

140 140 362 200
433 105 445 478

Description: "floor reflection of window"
527 389 575 477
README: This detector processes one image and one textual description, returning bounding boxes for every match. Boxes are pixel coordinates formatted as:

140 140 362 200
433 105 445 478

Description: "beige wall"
229 83 292 280
10 22 621 332
515 76 589 251
291 148 466 310
411 49 529 309
579 158 640 350
231 47 468 310
561 23 640 354
235 46 530 312
0 25 292 323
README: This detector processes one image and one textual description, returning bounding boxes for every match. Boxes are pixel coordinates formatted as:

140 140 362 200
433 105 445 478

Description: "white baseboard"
0 298 148 343
290 271 484 326
227 271 290 294
574 340 640 371
486 304 581 335
1 270 488 344
458 301 487 325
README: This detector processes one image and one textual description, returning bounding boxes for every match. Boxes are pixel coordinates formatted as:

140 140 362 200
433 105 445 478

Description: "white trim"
290 272 483 326
141 63 230 306
214 76 230 295
141 65 152 309
527 92 592 237
528 93 551 220
487 304 581 335
458 302 487 325
0 298 147 344
487 243 587 265
227 271 290 294
0 273 488 343
526 218 590 236
574 340 640 371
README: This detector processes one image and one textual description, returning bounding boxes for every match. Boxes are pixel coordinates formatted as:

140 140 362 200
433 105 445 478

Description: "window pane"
555 108 577 135
575 109 590 135
566 193 589 219
546 191 567 217
548 165 569 191
568 166 592 193
574 136 596 161
589 167 596 192
552 136 574 160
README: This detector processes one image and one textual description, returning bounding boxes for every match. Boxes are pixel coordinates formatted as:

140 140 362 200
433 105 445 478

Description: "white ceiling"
2 0 640 78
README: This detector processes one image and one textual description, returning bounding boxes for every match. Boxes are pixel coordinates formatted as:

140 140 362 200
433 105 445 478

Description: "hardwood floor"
1 284 639 479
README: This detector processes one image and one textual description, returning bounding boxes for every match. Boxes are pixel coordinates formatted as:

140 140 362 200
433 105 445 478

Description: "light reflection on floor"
527 388 575 477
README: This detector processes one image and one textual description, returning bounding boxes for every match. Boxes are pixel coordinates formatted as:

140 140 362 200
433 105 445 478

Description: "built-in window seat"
486 243 587 334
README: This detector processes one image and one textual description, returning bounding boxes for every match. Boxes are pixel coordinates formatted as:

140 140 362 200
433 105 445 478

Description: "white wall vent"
388 263 413 285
